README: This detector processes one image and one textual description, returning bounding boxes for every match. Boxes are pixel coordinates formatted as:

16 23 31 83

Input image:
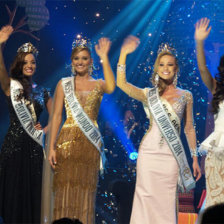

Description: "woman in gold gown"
47 37 115 224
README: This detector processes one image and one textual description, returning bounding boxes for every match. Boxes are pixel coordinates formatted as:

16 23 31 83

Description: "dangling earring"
173 74 177 87
155 73 159 86
88 64 93 75
71 66 76 76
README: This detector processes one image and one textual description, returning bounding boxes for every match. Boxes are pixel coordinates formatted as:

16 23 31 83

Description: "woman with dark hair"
117 36 201 224
195 18 224 208
0 25 52 223
46 37 115 223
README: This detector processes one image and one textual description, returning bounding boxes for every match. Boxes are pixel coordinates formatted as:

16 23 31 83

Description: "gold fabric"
53 82 103 223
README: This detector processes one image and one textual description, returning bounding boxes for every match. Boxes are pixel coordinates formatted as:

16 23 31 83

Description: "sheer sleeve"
117 67 147 104
196 40 216 93
183 91 198 156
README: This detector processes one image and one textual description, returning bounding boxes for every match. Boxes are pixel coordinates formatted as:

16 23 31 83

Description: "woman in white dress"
195 18 224 208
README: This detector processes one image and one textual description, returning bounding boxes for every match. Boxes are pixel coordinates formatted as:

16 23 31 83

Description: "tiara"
157 43 177 57
72 35 92 50
17 42 39 56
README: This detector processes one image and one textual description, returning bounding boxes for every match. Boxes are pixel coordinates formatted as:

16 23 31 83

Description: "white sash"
147 87 195 191
61 77 106 171
10 79 44 147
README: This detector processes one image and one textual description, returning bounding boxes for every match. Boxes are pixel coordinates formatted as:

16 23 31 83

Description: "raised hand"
0 25 14 44
95 37 111 59
194 18 211 41
121 35 140 55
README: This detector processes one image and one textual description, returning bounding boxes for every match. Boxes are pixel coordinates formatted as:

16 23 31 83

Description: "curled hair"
10 52 35 100
151 51 179 95
211 55 224 114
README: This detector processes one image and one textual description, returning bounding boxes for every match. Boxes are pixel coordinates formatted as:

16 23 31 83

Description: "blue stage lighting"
95 0 173 160
129 152 138 160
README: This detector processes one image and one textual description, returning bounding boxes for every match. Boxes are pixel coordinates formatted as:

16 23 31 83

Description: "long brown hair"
211 55 224 114
10 52 35 100
151 51 179 95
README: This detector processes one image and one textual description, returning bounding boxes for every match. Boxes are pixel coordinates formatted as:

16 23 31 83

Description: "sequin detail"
172 90 192 119
157 91 191 146
0 85 50 223
53 81 104 222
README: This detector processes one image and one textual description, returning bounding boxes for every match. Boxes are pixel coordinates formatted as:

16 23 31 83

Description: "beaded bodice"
161 90 192 120
7 85 50 127
64 83 103 125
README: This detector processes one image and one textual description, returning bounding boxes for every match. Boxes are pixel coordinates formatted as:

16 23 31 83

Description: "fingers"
124 35 140 45
94 44 99 53
1 25 13 34
125 35 140 48
195 20 199 29
48 154 57 169
207 26 212 33
48 150 56 162
34 122 42 130
194 17 212 41
127 35 140 43
197 17 210 30
196 169 202 181
97 37 111 50
50 162 56 169
201 18 210 29
194 167 202 182
95 37 111 57
0 25 14 44
98 37 111 45
196 174 201 181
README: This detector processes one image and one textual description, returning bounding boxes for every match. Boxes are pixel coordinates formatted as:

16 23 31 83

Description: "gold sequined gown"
53 82 103 223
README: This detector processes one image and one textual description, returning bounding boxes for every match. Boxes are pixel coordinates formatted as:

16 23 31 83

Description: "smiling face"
22 53 36 77
157 54 177 81
152 52 179 87
71 49 92 76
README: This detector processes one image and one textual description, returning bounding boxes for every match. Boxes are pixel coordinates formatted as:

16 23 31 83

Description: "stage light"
77 34 81 39
129 152 138 160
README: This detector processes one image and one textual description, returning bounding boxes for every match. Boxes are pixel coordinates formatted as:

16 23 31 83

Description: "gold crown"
157 43 177 57
72 35 92 50
17 42 39 56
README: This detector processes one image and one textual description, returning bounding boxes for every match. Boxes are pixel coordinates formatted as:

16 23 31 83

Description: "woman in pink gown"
117 36 201 224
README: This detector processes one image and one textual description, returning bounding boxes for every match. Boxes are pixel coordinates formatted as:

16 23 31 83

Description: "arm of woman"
42 96 53 133
46 96 53 115
183 91 201 181
48 80 64 169
95 37 115 94
117 35 147 103
194 18 216 94
0 25 14 95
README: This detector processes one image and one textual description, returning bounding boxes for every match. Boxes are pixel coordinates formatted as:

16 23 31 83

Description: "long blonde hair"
151 51 179 95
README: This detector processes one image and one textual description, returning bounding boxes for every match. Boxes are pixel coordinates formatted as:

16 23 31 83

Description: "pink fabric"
130 121 179 224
